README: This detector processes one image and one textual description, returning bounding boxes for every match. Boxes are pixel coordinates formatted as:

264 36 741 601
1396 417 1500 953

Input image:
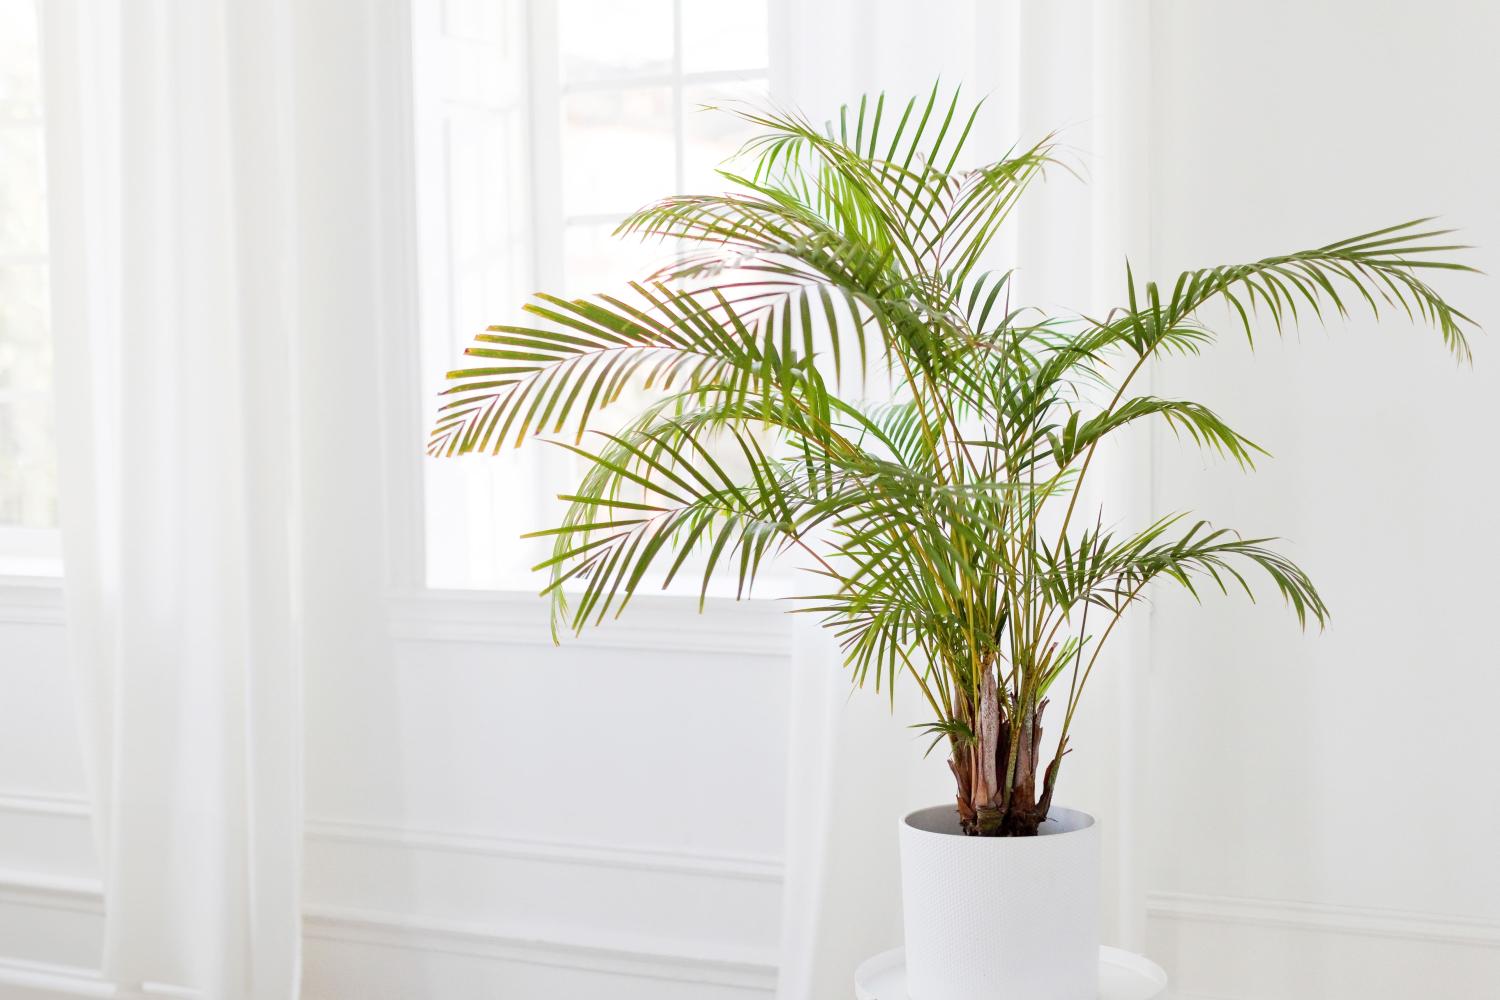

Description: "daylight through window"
417 0 771 590
0 0 58 574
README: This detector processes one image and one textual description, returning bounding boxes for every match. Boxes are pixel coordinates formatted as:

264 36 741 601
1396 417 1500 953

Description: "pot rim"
902 804 1096 840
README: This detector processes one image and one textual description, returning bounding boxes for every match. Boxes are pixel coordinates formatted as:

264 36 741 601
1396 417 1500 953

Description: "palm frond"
1114 219 1477 361
431 85 1476 836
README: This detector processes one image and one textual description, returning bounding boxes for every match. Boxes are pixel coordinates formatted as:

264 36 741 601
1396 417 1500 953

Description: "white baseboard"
0 868 777 996
0 957 195 1000
0 958 113 999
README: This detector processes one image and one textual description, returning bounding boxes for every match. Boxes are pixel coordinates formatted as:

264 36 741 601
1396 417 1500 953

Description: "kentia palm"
431 87 1474 839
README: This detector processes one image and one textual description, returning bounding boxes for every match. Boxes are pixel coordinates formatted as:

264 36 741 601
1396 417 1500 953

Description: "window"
415 0 772 590
0 0 59 575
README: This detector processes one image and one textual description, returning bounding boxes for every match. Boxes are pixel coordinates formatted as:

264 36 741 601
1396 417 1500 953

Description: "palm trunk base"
957 794 1049 837
950 701 1061 837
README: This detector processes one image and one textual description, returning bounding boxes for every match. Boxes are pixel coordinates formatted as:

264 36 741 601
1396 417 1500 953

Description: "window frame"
409 0 785 594
528 0 777 289
0 0 61 576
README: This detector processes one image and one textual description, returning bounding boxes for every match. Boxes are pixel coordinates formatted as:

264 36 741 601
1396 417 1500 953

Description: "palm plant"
430 86 1474 837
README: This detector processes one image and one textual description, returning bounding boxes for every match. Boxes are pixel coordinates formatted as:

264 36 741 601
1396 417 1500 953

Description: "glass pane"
0 396 57 528
558 0 673 84
422 449 555 591
561 87 675 217
0 0 41 121
447 113 524 264
445 37 514 106
446 118 485 266
0 126 47 252
683 79 768 193
563 221 675 296
443 0 507 43
0 263 49 392
481 113 523 249
680 0 769 74
445 110 527 340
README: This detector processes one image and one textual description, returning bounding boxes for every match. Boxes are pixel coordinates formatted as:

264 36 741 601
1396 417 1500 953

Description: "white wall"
2 2 1497 999
0 579 103 986
0 581 792 999
1140 2 1500 998
0 0 796 994
300 594 792 1000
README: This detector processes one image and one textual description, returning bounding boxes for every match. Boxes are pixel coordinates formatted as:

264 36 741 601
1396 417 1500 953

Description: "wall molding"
0 791 89 820
0 794 783 886
306 818 784 883
0 870 774 995
388 587 795 656
0 869 102 916
0 957 198 999
1147 890 1500 950
303 904 778 991
0 956 114 999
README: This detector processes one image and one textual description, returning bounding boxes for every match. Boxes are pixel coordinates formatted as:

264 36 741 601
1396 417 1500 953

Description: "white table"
855 946 1168 999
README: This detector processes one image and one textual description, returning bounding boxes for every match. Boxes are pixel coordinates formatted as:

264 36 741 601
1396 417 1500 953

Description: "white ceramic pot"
899 805 1100 1000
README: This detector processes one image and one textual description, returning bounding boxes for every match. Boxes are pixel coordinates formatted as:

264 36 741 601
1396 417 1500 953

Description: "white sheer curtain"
40 1 304 995
771 5 1021 996
772 2 1152 995
776 620 950 999
30 0 1145 995
769 8 977 996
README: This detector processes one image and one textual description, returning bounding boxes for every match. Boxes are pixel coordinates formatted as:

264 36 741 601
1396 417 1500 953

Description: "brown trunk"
951 699 1054 837
1037 738 1065 820
947 755 976 832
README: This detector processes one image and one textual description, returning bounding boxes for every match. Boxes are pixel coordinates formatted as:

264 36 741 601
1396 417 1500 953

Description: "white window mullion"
670 0 686 193
561 67 770 95
417 0 774 590
563 211 629 228
524 0 564 291
0 0 59 574
519 0 575 587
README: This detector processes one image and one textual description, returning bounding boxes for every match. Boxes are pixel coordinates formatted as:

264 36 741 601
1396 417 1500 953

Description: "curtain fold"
40 1 304 996
771 5 1000 995
776 619 950 1000
771 3 1150 994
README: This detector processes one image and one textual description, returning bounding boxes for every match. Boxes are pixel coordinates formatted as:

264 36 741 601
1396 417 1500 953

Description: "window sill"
0 557 63 578
387 586 794 656
0 577 801 652
0 574 64 626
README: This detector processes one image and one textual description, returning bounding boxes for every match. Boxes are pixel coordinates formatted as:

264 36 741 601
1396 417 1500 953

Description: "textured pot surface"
900 805 1100 1000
